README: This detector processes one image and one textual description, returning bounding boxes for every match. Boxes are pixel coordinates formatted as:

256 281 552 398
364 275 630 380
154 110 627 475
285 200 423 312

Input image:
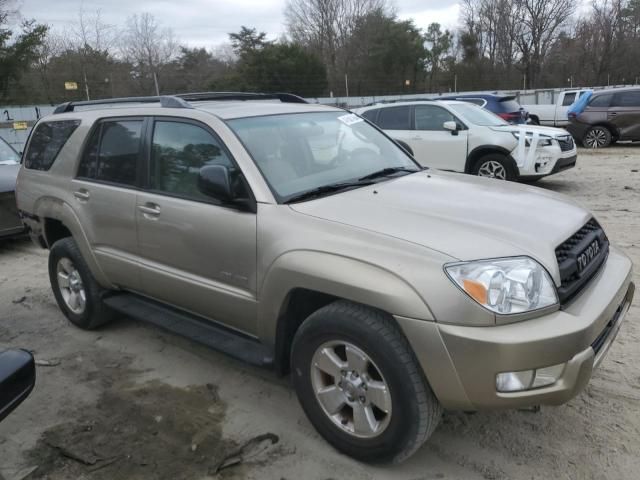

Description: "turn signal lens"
463 279 487 304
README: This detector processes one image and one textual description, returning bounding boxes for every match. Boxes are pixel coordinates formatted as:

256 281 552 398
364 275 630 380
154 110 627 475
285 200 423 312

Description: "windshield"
227 111 420 202
448 103 509 127
0 138 19 165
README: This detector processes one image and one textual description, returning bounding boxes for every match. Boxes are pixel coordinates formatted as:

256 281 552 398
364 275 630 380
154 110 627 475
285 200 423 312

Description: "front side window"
150 121 236 202
414 105 456 131
612 91 640 107
227 111 419 202
376 106 411 130
77 119 142 186
24 120 80 170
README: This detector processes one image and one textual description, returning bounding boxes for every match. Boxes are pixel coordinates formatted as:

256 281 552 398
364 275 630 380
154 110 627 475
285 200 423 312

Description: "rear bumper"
397 246 634 411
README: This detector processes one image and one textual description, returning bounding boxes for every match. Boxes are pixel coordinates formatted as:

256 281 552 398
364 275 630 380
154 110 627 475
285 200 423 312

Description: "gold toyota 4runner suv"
16 93 635 463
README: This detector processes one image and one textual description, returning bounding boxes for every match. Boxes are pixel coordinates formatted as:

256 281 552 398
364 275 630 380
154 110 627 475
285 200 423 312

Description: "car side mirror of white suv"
443 121 459 136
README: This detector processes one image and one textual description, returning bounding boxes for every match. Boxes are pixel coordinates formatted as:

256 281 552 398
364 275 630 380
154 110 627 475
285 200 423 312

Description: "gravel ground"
0 146 639 480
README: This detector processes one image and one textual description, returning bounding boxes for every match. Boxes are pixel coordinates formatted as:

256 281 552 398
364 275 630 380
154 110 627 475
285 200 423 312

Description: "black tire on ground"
48 237 115 330
529 116 540 125
582 126 612 148
473 153 517 181
291 300 442 464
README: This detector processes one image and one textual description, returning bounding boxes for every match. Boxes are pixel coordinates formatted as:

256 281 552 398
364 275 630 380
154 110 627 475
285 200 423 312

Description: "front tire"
473 153 517 181
582 126 612 148
49 237 115 330
291 301 442 463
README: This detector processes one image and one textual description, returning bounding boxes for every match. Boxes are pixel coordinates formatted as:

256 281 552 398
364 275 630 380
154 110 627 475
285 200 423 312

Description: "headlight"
445 257 558 314
512 132 553 147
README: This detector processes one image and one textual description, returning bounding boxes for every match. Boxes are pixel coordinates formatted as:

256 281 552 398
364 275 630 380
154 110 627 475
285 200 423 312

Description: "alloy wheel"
584 128 608 148
477 160 507 180
310 340 392 439
56 257 87 314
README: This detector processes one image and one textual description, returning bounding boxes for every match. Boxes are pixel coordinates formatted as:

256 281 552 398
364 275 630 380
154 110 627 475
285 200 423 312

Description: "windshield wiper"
284 181 375 204
358 167 420 181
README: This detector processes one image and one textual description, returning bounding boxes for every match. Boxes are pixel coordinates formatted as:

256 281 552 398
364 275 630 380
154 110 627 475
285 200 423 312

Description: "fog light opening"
496 363 565 393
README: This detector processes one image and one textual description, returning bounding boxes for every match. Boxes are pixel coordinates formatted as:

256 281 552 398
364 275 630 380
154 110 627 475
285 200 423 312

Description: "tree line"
1 0 639 105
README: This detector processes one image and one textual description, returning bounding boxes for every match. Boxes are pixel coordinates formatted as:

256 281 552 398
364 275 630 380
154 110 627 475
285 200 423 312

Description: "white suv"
354 100 578 181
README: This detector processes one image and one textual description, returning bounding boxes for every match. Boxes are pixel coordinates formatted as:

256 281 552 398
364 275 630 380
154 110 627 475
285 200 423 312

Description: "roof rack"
53 95 192 114
175 92 309 104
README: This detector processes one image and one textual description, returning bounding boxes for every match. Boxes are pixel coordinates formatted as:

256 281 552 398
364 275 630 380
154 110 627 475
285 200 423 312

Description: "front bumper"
397 246 634 411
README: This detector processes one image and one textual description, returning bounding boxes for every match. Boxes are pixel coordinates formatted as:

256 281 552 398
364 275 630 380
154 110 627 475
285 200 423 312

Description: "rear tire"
49 237 115 330
291 300 442 463
582 126 612 148
473 153 517 181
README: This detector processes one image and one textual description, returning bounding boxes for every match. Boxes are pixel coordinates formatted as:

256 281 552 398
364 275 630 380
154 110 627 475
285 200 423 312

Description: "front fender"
257 250 434 347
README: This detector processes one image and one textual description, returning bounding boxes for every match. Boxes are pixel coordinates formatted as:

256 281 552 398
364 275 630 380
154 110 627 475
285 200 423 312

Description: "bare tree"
284 0 389 93
120 13 178 95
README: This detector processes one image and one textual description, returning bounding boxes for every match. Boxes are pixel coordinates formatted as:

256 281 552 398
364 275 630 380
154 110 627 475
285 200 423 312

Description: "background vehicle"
436 93 528 124
524 89 590 127
0 349 36 422
0 136 25 239
355 100 577 181
16 94 633 464
566 87 640 148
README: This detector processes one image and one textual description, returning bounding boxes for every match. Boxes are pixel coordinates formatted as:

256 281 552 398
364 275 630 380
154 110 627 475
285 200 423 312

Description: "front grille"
557 135 574 152
555 219 609 304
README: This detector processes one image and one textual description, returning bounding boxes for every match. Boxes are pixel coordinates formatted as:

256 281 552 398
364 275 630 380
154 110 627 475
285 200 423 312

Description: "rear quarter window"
24 120 81 171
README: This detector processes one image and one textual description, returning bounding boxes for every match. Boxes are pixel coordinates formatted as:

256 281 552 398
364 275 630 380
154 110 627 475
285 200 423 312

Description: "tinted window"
562 93 577 106
414 105 455 130
589 94 612 107
377 106 411 130
360 110 378 122
612 91 640 107
24 120 80 170
151 121 234 201
77 120 142 186
498 99 521 112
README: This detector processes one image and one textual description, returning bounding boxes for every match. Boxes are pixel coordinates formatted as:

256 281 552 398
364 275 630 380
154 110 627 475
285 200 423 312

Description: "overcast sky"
18 0 460 48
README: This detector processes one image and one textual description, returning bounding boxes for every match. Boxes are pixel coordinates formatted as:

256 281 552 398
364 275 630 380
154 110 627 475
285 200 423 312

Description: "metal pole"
523 73 526 90
454 74 457 93
153 72 160 96
345 73 349 98
83 70 90 101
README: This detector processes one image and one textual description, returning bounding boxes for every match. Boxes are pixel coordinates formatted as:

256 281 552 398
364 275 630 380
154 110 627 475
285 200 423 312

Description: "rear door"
610 90 640 140
410 104 468 170
135 117 258 335
73 117 144 290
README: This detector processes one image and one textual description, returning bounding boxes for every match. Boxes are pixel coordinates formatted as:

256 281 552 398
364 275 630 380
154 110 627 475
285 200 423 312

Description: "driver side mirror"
197 164 256 213
443 121 459 135
0 349 36 423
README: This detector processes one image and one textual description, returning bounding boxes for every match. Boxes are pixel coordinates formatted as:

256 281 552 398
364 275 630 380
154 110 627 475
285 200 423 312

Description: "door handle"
138 204 161 217
73 190 90 201
608 112 617 116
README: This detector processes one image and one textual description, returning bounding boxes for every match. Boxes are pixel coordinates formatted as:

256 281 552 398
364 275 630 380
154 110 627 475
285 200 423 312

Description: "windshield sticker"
338 113 364 126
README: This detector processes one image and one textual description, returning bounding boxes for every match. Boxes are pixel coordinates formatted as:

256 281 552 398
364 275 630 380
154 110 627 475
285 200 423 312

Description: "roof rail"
53 95 192 114
175 92 309 104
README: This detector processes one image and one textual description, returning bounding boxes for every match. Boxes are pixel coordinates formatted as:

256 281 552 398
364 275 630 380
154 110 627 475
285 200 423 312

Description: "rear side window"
77 119 143 186
612 91 640 107
562 93 577 106
377 106 411 130
24 120 80 171
589 94 612 107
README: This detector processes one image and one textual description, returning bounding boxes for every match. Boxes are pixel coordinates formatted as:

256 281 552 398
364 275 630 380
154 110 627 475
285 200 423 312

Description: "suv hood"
290 171 591 283
490 124 571 138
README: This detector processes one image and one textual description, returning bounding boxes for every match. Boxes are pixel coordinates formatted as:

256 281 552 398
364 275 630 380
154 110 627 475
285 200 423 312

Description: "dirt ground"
1 145 639 480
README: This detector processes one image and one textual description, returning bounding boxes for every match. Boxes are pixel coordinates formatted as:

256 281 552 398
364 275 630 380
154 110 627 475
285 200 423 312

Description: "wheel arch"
465 145 516 174
258 251 435 375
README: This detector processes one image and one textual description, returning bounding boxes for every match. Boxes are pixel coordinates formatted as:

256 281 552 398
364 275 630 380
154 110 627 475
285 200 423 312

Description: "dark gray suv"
567 87 640 148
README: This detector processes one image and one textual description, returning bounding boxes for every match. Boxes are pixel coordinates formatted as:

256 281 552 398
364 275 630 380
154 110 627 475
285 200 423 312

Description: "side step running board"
103 293 273 367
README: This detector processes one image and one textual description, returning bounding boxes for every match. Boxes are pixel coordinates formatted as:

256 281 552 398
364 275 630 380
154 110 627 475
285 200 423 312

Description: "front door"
409 105 468 171
135 118 258 335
